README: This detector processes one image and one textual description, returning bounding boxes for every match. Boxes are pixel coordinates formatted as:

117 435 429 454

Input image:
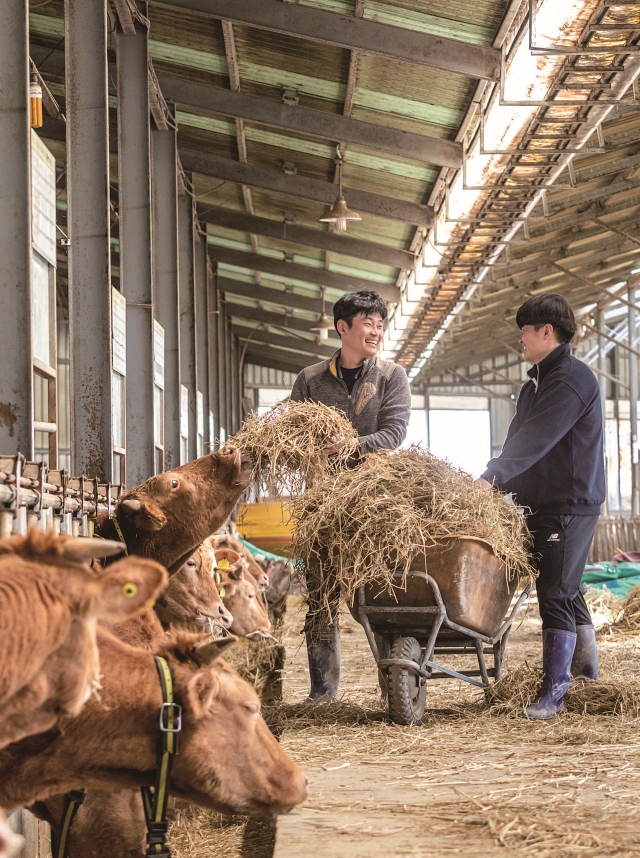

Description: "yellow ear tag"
122 582 138 598
217 559 230 571
214 571 222 586
219 586 226 598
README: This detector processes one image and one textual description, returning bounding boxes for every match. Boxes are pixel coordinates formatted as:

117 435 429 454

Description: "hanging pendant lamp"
320 148 361 232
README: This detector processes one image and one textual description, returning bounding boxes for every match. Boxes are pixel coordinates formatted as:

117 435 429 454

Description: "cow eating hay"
290 447 536 609
230 401 358 495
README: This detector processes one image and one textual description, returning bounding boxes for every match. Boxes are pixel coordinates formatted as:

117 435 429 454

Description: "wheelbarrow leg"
374 633 390 701
474 638 490 687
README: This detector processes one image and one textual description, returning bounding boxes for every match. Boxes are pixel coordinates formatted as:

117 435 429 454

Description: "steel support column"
116 9 155 486
151 114 180 469
230 331 239 435
178 190 198 461
0 3 32 456
217 300 229 441
208 271 220 445
597 309 609 514
629 279 640 515
65 0 113 480
195 233 210 452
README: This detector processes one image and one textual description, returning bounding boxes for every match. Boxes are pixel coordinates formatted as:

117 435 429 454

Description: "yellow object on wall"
236 500 295 558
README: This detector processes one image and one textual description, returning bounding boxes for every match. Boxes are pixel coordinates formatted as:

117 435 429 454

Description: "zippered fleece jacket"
481 343 605 515
290 350 412 455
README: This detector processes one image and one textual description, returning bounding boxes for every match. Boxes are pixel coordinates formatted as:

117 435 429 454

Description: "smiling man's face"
336 312 384 366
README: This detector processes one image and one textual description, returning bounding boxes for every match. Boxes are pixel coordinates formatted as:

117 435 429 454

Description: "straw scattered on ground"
606 582 640 635
230 400 358 495
291 446 536 607
484 663 640 718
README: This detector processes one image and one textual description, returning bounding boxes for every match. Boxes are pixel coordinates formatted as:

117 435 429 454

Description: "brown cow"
212 533 268 592
0 530 167 750
96 447 253 574
208 545 271 640
0 629 308 818
154 545 233 634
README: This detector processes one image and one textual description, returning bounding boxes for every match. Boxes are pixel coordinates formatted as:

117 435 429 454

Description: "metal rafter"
199 205 414 270
150 0 501 80
156 74 462 168
208 243 399 301
218 276 334 315
180 150 434 227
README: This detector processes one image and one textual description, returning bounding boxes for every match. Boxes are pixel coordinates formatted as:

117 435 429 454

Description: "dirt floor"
170 593 640 858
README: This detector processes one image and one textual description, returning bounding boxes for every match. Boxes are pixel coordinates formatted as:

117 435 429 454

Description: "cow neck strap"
52 789 86 858
141 655 183 858
112 516 129 555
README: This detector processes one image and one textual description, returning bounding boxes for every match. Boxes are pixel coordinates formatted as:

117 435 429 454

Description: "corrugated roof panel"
232 25 349 110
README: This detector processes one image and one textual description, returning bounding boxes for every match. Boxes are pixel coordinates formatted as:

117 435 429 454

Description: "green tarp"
583 561 640 597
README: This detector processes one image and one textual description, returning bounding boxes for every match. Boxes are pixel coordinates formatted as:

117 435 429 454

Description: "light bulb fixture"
29 72 43 129
320 147 361 232
310 287 334 341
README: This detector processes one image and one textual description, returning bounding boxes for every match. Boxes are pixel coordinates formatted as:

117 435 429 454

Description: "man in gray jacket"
290 290 412 701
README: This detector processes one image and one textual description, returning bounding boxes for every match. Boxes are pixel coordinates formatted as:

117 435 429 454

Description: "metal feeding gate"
0 453 123 539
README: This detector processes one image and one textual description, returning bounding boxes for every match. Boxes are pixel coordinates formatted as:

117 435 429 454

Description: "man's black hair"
515 293 578 344
333 290 387 332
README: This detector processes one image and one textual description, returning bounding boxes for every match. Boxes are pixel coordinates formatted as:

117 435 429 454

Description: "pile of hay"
223 636 285 705
485 664 640 717
607 583 640 635
290 447 536 606
230 400 358 495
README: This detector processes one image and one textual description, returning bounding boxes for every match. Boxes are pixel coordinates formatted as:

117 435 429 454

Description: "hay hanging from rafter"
230 401 358 496
290 446 536 606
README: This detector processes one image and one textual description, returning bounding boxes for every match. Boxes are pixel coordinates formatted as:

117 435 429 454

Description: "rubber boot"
305 618 340 703
524 628 576 721
571 624 598 680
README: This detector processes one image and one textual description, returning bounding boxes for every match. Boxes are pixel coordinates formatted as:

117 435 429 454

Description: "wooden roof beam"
208 243 400 302
150 0 500 80
158 74 462 169
201 206 415 270
180 150 434 227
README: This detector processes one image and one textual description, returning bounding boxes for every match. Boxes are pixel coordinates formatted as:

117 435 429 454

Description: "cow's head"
114 446 253 574
154 545 233 634
210 546 271 640
164 635 307 815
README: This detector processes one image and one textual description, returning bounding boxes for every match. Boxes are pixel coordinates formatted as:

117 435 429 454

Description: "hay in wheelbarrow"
230 400 358 495
290 446 536 610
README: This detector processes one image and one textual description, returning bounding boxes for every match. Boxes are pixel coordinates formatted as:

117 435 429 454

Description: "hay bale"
291 447 536 605
230 401 358 495
223 636 285 704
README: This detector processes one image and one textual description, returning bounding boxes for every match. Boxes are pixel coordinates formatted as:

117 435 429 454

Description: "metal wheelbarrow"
349 536 530 726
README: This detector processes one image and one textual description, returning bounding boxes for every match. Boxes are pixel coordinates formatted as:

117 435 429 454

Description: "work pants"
527 512 599 632
304 543 340 640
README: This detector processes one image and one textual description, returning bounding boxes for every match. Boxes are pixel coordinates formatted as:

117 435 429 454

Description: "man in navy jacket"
476 294 605 719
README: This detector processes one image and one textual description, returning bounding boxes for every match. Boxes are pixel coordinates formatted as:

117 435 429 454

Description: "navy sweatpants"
527 512 599 632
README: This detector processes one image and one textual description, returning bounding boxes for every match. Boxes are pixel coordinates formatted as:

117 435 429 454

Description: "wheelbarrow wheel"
388 637 426 726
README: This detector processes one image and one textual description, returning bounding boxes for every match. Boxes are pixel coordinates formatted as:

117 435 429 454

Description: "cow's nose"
217 603 227 616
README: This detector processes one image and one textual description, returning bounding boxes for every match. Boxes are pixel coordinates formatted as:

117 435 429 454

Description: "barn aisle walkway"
273 598 640 857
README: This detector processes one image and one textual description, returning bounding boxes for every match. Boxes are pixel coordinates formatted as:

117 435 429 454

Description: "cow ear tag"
122 582 139 598
217 559 230 571
214 570 222 585
219 587 226 598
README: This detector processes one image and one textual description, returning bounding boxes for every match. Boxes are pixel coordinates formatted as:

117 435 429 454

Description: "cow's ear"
228 565 244 581
186 670 220 718
194 637 237 664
